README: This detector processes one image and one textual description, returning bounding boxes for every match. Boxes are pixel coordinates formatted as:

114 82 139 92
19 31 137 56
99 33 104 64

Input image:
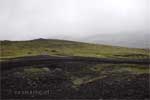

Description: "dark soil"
0 55 150 99
76 73 150 99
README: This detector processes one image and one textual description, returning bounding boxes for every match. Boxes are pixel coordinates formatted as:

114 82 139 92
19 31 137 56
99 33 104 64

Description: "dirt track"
1 55 149 70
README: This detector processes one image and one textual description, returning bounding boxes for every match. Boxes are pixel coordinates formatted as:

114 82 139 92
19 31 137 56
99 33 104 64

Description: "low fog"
0 0 149 48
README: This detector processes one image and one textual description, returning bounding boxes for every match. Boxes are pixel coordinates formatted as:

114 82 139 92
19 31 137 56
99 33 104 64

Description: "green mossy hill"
0 39 149 59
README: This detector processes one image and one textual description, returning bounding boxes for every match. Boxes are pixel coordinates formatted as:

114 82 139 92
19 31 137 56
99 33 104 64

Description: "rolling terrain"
0 38 149 59
0 39 150 99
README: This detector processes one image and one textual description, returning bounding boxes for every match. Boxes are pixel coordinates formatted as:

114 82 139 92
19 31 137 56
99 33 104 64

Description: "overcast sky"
0 0 149 48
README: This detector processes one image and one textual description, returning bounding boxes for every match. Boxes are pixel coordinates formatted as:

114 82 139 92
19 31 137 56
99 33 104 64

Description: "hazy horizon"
1 32 149 49
0 0 149 48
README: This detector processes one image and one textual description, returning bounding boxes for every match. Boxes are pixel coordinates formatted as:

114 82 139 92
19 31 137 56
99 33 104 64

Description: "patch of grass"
24 67 49 73
0 39 149 59
72 75 107 86
69 64 149 86
121 65 150 74
72 78 84 85
90 64 150 74
23 67 50 80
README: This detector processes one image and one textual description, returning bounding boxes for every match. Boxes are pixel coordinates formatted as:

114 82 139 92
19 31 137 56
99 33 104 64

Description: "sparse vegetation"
69 64 150 86
21 67 50 80
51 49 57 52
1 39 149 99
0 39 149 59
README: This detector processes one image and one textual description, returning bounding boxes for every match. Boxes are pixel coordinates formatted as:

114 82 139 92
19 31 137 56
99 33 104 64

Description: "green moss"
122 66 150 74
70 64 149 86
23 67 50 80
72 75 107 85
24 67 47 73
73 78 84 85
90 64 150 74
0 39 148 59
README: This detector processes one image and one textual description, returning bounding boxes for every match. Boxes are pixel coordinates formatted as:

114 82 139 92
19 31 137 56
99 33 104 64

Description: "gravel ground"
1 56 150 99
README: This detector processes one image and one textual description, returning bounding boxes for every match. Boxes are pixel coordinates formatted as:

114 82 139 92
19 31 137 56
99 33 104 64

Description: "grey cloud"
0 0 149 48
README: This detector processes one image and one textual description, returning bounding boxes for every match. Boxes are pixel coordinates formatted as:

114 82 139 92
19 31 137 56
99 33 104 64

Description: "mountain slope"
0 39 149 59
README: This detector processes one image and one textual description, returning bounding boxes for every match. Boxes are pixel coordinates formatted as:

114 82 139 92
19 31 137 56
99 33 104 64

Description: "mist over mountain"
81 33 150 48
1 32 149 49
0 0 149 48
41 32 149 49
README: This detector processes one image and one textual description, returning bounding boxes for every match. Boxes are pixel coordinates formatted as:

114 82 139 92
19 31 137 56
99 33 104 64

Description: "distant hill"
0 38 149 59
